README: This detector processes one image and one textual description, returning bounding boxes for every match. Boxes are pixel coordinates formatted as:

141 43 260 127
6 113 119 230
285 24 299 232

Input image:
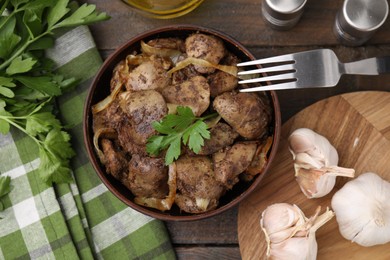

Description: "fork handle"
343 56 390 75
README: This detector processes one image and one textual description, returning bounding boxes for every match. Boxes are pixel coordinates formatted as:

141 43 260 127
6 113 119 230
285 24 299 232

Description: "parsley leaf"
25 112 61 136
0 176 11 198
14 76 62 96
146 106 217 165
165 136 182 165
183 120 210 154
0 176 11 212
6 56 37 75
0 109 11 135
47 0 70 29
0 16 21 60
52 3 109 29
0 86 14 98
38 129 75 183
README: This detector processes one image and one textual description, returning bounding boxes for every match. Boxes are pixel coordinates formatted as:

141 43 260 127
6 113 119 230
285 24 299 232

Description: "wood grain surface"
238 91 390 259
82 0 390 50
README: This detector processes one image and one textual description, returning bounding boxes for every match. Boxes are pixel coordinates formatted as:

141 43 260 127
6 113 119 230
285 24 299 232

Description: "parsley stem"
0 41 30 71
0 115 42 146
0 31 50 71
200 112 218 121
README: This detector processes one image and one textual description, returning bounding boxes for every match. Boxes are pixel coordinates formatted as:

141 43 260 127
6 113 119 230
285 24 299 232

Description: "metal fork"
237 49 390 92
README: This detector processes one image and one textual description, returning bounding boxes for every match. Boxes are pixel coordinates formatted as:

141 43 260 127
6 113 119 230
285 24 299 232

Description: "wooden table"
82 0 390 259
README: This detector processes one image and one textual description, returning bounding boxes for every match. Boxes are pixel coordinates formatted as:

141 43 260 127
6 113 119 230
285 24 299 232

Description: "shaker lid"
266 0 307 14
343 0 389 31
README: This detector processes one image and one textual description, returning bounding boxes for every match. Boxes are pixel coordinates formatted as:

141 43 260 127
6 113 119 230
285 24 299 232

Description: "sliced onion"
167 57 238 77
134 162 177 211
92 81 123 114
126 54 150 66
205 115 221 129
237 72 260 81
93 127 116 164
195 198 210 212
244 136 273 178
141 40 182 58
167 103 179 114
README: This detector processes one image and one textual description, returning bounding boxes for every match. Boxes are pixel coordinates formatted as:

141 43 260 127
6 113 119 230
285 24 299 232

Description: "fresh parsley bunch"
0 0 109 202
147 106 217 165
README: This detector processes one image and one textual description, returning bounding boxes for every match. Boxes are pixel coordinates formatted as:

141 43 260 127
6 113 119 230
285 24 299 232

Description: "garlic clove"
261 203 306 244
261 203 302 234
267 226 301 245
288 130 316 154
331 172 390 247
269 236 317 260
295 165 355 198
352 217 390 247
289 128 355 198
295 168 334 198
260 203 334 259
289 128 338 165
294 152 325 169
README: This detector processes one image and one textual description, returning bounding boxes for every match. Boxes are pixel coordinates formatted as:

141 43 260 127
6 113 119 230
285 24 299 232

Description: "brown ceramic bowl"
83 25 281 221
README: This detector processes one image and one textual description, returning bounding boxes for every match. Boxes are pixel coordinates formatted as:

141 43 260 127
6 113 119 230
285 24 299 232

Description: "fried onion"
243 136 273 180
167 57 238 77
141 41 182 61
92 81 123 114
134 162 177 211
93 128 117 164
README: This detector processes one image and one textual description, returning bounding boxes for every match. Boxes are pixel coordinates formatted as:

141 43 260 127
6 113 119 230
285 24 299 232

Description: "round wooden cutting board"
238 91 390 260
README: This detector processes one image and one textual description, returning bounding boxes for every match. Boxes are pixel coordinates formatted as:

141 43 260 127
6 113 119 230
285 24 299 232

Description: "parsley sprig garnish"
147 106 217 165
0 0 109 205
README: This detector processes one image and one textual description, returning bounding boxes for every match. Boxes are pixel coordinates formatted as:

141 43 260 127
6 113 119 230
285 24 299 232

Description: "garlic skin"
260 203 334 260
288 128 355 198
331 172 390 247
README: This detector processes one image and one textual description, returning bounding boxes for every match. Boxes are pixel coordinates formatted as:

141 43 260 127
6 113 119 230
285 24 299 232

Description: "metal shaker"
334 0 389 46
261 0 307 30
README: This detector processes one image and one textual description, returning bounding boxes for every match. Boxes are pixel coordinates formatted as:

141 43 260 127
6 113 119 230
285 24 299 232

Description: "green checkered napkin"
0 25 176 260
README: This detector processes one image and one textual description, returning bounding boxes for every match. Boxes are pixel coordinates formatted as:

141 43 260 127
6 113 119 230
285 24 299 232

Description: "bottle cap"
334 0 389 46
262 0 307 30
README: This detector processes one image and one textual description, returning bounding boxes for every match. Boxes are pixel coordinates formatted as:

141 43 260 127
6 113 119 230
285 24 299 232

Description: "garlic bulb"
260 203 334 260
288 128 355 198
331 172 390 247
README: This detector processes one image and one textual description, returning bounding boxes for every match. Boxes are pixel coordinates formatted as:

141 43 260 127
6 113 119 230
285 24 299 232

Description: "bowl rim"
83 24 281 221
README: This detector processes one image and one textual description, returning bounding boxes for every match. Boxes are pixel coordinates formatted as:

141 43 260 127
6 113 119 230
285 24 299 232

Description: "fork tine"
239 81 298 92
237 64 295 76
237 53 294 66
238 72 295 84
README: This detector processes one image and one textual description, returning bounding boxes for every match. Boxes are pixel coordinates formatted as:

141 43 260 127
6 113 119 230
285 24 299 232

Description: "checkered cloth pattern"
0 25 176 260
